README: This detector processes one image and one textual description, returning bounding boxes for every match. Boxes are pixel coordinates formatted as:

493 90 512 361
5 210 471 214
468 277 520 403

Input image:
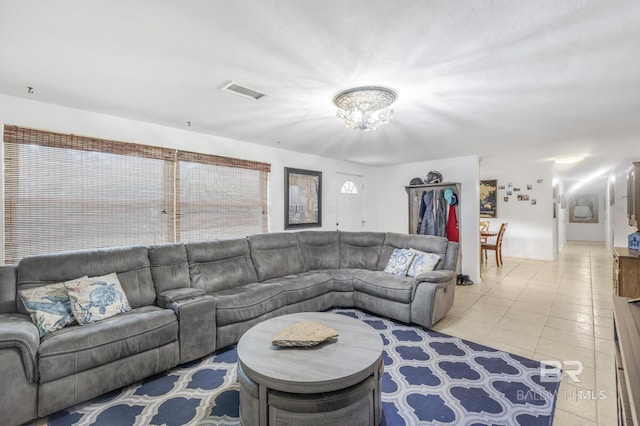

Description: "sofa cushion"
248 233 306 281
17 245 156 310
0 265 18 314
265 272 333 304
338 232 386 270
19 279 82 337
321 269 358 292
186 239 258 293
213 282 286 326
406 250 441 278
383 248 415 277
296 231 339 270
148 243 191 295
38 305 177 383
353 270 413 303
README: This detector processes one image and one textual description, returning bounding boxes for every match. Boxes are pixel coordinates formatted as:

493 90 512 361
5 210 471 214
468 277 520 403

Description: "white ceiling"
1 0 639 180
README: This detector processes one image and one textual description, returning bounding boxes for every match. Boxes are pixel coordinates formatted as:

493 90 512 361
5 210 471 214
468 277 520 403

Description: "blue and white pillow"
19 278 85 337
407 249 441 277
65 273 131 325
384 248 416 277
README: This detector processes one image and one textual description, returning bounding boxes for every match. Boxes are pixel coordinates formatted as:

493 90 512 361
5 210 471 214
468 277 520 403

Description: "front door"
336 173 364 231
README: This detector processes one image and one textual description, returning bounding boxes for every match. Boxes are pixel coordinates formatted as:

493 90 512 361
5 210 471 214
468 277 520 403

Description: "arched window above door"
340 180 358 194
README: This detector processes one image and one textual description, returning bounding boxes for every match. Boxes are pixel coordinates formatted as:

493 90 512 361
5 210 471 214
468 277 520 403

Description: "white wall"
0 94 379 251
605 174 615 248
565 180 607 242
375 156 481 283
12 93 633 271
555 178 567 253
480 160 556 261
0 95 482 282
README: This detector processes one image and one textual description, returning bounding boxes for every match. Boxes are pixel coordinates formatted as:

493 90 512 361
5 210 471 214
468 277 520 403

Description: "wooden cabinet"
613 296 640 426
613 248 640 299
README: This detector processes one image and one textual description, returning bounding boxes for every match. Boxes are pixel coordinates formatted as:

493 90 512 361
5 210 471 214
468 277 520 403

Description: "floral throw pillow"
65 273 132 325
407 249 441 277
384 248 416 277
19 278 85 337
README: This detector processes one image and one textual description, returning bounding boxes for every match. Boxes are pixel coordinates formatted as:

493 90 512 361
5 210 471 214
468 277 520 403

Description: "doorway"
336 173 364 231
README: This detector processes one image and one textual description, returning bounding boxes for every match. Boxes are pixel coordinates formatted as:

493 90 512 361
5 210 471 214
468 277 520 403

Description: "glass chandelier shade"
333 86 397 131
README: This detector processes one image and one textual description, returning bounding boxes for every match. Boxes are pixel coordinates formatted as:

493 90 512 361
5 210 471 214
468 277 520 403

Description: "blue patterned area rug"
44 309 560 426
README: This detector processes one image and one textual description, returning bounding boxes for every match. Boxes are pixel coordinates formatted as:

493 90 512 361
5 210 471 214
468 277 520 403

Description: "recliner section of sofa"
0 230 459 426
185 238 289 350
20 246 181 418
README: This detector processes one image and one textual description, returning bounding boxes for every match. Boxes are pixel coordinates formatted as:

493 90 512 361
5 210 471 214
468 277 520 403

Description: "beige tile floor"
433 241 617 426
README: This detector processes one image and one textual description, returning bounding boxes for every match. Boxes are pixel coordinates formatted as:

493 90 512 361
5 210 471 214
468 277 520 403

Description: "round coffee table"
237 312 383 426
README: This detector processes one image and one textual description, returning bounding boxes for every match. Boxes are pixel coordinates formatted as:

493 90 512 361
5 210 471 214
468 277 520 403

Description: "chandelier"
333 86 397 131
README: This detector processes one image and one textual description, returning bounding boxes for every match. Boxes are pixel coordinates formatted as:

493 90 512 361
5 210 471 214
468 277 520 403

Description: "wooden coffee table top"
237 312 383 394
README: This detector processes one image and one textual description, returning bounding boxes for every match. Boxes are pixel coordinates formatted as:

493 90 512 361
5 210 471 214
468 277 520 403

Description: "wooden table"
237 312 383 426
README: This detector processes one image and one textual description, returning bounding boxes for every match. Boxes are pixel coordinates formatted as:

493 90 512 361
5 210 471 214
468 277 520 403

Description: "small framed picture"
531 199 537 205
527 184 533 190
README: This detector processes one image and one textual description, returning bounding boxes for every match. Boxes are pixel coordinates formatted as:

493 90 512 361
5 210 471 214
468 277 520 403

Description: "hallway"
433 241 617 425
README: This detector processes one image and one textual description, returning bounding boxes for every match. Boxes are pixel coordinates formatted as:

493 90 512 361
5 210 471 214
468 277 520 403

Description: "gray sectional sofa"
0 230 459 426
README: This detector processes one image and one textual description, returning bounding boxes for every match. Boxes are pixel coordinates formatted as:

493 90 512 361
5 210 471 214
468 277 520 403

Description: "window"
176 151 269 241
340 180 359 194
3 125 270 263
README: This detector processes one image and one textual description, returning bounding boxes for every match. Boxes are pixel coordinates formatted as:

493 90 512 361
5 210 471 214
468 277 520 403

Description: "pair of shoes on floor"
456 274 474 286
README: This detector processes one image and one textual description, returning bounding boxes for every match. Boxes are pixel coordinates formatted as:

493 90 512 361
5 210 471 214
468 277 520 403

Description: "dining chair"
479 221 489 243
481 223 508 267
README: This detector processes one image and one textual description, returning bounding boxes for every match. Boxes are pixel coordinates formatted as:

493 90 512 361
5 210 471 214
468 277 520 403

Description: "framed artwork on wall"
284 167 322 229
480 179 498 218
569 193 598 223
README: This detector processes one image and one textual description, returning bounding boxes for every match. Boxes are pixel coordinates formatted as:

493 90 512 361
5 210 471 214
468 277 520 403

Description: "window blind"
3 125 270 264
177 151 269 241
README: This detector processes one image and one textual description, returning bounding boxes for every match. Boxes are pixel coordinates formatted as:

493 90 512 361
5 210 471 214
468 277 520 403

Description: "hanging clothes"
418 190 435 235
418 189 447 236
435 189 447 237
446 194 459 242
446 204 459 242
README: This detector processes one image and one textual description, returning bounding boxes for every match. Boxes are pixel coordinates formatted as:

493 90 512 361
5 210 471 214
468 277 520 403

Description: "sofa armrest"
410 271 456 328
0 313 39 383
157 287 207 309
163 292 217 364
412 270 456 293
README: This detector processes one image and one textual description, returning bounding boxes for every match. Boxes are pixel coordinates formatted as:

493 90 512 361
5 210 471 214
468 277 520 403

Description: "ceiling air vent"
220 81 268 100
